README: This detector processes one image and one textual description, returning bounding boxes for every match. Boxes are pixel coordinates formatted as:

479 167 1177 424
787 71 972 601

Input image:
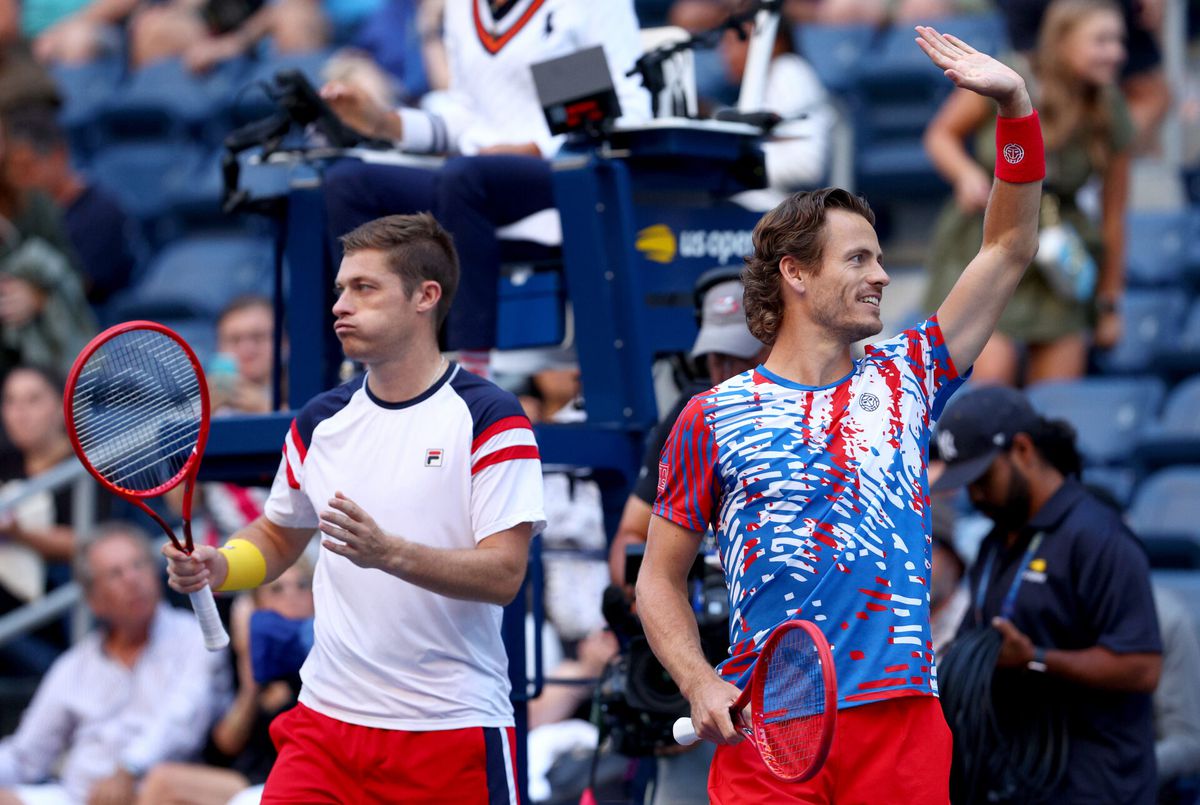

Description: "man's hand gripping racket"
674 620 836 782
64 321 230 650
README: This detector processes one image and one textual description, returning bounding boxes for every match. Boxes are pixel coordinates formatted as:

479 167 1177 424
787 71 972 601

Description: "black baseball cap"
931 385 1041 492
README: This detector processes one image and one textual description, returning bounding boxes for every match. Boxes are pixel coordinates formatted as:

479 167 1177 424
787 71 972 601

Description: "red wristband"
994 111 1045 184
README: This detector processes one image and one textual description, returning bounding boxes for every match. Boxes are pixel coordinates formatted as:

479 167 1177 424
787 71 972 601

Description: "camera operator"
319 0 649 377
604 268 767 805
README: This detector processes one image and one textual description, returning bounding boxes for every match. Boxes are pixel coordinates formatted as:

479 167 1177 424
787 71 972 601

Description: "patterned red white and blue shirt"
653 317 966 710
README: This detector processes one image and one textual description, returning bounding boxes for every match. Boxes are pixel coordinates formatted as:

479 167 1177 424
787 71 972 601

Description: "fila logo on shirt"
425 449 444 468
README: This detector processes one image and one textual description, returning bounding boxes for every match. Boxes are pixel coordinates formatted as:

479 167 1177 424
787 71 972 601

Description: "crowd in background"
0 0 1195 802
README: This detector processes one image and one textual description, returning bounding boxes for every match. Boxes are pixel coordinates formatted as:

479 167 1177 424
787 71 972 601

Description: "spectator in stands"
780 0 987 27
210 295 277 416
717 9 834 208
607 269 767 805
0 1 61 114
136 556 315 805
997 0 1171 152
168 295 277 549
27 0 130 65
3 105 136 309
0 522 220 804
923 0 1132 386
0 365 105 675
608 269 768 589
1152 586 1200 798
0 112 93 377
127 0 329 73
320 0 649 377
934 385 1162 803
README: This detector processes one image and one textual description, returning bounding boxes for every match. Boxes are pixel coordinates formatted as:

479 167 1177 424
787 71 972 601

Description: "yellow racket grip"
216 538 267 592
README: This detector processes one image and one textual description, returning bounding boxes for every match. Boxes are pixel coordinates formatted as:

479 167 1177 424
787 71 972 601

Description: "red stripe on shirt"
283 447 300 490
472 445 540 476
471 416 532 453
289 419 308 463
225 483 263 524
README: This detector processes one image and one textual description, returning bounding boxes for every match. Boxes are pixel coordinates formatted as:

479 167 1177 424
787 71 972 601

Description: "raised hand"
916 26 1030 112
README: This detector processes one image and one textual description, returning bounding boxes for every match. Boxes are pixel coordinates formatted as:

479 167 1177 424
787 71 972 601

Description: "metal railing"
0 458 96 649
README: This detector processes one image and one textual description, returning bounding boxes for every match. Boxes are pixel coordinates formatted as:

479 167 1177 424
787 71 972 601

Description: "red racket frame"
737 619 838 783
63 320 212 555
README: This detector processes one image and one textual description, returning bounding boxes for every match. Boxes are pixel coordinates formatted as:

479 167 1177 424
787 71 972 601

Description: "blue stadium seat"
1125 210 1190 287
52 58 124 158
1081 466 1137 508
847 15 1007 200
96 58 247 145
795 24 878 95
108 233 274 323
1153 297 1200 377
87 142 209 224
1026 376 1164 466
1093 288 1188 374
1134 375 1200 467
1127 467 1200 567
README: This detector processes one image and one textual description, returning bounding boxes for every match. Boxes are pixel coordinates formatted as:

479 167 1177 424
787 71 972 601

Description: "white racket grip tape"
189 586 230 651
673 718 700 746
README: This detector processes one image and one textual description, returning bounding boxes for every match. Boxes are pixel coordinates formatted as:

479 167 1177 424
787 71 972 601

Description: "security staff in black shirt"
932 385 1162 805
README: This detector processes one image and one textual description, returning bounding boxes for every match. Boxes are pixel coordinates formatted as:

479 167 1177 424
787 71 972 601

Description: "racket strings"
757 629 827 777
71 330 203 493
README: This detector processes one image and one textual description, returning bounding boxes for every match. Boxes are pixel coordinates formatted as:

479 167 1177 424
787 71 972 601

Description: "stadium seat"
1026 376 1164 466
1124 210 1190 287
1134 375 1200 467
1081 466 1137 508
795 24 878 95
87 142 209 225
1153 297 1200 377
96 58 247 145
847 15 1007 201
52 58 124 158
1093 288 1188 375
108 233 274 323
1127 467 1200 567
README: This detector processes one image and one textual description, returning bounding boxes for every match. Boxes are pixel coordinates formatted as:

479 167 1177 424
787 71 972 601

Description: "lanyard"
974 530 1046 625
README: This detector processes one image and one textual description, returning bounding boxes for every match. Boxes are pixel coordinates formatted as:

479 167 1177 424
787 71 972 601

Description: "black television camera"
594 546 728 757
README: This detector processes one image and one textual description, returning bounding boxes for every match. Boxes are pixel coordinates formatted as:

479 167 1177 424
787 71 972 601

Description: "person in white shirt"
0 523 219 805
319 0 650 376
164 213 546 804
717 15 836 210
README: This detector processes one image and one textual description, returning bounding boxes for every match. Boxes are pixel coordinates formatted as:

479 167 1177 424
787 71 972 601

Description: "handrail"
0 582 82 649
0 457 96 647
0 458 87 513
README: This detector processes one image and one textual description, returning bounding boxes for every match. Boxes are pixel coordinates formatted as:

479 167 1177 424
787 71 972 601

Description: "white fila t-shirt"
264 363 546 730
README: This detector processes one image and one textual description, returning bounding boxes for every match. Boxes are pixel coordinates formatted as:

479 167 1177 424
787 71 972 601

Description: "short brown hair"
339 213 460 327
741 188 875 345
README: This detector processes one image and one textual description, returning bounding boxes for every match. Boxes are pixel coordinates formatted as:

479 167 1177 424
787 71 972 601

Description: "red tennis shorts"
262 702 520 804
709 694 951 804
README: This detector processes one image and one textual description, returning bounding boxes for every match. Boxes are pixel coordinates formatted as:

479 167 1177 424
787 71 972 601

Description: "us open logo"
1002 143 1025 164
425 449 444 467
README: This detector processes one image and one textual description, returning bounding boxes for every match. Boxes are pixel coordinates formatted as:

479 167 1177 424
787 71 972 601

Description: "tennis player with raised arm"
637 27 1045 803
164 213 545 804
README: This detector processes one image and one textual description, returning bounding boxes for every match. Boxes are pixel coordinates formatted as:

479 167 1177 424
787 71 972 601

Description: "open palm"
915 26 1025 102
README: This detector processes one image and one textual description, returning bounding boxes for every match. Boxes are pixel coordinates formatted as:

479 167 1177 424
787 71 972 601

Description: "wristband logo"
1002 143 1025 164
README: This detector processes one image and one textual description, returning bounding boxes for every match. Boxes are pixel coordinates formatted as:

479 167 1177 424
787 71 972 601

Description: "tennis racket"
673 619 836 782
64 321 229 651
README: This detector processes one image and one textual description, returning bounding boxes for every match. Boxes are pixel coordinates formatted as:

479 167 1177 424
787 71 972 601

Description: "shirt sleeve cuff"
397 108 442 154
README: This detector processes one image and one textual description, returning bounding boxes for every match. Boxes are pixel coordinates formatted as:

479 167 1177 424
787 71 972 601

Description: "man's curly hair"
741 188 875 345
